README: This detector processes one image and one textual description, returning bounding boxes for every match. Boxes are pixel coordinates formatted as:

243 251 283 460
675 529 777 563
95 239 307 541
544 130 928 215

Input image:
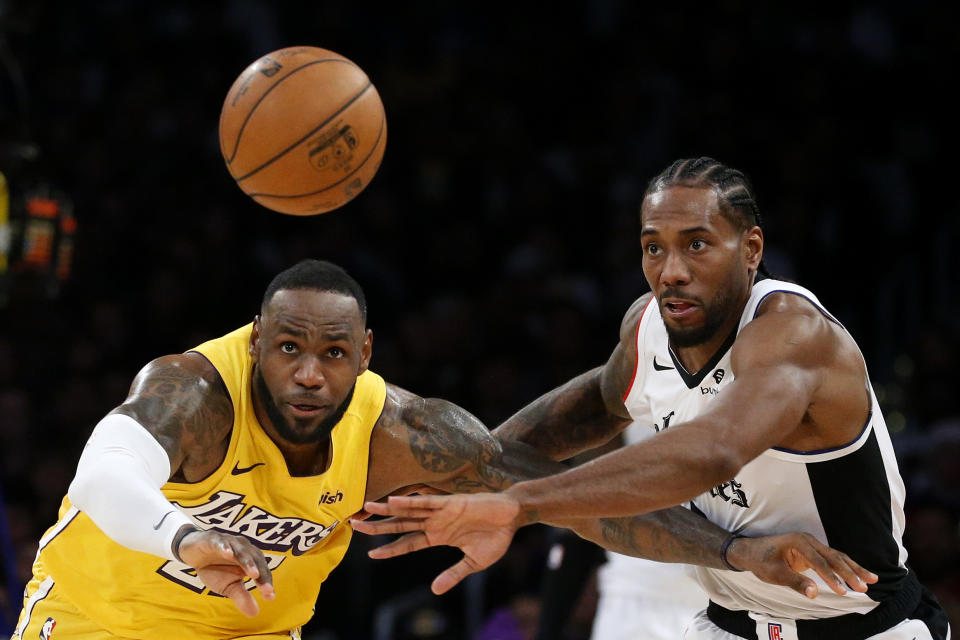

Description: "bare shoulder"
742 292 869 448
737 291 851 370
599 293 654 417
620 292 655 341
114 352 234 475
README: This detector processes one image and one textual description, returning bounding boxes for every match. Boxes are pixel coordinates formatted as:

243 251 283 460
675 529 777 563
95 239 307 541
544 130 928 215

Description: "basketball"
219 46 387 216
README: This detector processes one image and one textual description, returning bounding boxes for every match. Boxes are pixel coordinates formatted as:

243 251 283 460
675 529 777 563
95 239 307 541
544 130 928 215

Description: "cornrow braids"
644 157 770 277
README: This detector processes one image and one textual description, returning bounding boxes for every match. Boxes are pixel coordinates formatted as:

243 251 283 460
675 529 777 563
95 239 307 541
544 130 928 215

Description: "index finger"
361 497 447 518
350 516 426 536
228 539 275 600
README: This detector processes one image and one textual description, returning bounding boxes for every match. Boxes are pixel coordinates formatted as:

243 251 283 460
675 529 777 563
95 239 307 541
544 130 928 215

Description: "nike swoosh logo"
653 356 674 371
154 510 175 530
231 461 265 475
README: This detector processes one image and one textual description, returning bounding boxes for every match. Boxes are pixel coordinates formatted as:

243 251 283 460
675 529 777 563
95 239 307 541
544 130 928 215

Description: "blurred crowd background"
1 1 958 638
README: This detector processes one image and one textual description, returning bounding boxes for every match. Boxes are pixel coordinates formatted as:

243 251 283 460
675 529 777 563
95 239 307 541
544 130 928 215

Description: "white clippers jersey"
622 278 909 620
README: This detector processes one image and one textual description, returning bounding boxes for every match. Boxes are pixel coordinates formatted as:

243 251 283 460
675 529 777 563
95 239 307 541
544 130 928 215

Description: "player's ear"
743 226 763 272
359 329 373 374
250 315 262 359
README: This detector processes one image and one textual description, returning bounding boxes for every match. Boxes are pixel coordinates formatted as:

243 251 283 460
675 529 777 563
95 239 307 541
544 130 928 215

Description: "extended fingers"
351 516 425 536
220 536 275 601
366 532 432 559
361 500 440 519
787 542 847 596
802 537 877 593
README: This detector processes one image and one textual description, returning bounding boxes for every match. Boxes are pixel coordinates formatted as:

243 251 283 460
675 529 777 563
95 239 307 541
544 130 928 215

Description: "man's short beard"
665 292 730 347
663 270 743 348
254 367 355 445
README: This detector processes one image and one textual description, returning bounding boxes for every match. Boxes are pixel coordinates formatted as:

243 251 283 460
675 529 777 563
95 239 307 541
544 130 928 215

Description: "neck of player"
251 385 332 476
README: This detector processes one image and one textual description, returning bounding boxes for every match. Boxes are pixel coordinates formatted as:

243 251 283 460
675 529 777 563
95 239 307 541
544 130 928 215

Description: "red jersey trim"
621 297 655 404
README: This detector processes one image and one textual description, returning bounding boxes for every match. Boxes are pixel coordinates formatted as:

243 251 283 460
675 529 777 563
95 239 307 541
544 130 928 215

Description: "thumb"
783 572 819 599
431 557 481 595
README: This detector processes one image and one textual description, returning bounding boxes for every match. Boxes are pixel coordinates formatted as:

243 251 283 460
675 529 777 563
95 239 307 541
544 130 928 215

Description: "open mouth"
287 402 326 417
663 300 698 318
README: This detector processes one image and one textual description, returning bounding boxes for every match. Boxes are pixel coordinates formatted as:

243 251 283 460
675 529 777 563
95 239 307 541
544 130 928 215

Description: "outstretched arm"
354 493 875 597
499 305 848 524
67 353 275 616
490 294 653 460
360 429 875 599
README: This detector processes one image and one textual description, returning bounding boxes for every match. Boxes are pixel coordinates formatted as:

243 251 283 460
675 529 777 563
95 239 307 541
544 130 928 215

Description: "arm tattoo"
405 398 509 492
492 368 631 460
115 358 232 469
586 507 726 568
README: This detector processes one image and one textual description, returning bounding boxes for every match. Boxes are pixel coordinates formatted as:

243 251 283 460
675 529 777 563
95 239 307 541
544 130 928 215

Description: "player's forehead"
262 289 363 338
641 185 725 233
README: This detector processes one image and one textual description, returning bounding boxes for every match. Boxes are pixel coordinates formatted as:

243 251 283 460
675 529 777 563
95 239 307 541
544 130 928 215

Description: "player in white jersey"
353 157 950 640
591 424 706 640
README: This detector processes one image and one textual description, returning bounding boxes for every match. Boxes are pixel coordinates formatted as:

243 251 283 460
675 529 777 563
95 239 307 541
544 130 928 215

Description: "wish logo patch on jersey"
40 617 56 640
319 490 344 504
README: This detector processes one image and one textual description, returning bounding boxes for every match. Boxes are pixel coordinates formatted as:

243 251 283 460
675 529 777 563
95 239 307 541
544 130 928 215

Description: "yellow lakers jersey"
32 324 386 639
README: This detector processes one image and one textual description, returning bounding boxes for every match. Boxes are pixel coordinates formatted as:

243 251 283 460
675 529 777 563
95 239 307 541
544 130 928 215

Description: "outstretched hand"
729 532 878 599
350 493 521 594
351 484 448 522
177 529 276 616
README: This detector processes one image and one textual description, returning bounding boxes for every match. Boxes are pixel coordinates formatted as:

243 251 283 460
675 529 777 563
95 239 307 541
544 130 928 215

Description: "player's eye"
328 347 345 358
280 342 298 354
690 239 706 251
645 243 660 255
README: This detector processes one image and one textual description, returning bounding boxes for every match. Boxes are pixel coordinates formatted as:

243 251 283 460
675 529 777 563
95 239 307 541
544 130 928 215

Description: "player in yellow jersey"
14 259 876 640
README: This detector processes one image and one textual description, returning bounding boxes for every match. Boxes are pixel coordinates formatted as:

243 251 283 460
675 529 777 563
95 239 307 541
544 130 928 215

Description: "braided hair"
644 157 769 277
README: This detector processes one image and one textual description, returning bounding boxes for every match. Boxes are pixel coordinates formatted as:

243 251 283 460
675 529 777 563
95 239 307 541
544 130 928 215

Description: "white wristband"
68 413 195 560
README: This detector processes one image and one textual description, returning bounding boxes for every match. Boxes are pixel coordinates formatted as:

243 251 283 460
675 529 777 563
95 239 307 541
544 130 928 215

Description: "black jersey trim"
667 325 738 390
706 571 922 640
806 428 906 602
771 410 872 455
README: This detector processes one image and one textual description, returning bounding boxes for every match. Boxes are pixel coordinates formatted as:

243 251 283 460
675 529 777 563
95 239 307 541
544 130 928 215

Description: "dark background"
1 2 958 638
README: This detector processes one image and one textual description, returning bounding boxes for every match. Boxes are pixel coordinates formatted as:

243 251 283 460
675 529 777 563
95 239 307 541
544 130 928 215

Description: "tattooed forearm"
492 368 631 461
566 507 726 568
405 398 510 491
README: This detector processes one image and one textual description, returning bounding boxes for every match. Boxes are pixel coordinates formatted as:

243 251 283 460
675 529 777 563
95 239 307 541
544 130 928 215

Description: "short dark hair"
644 157 762 233
261 259 367 323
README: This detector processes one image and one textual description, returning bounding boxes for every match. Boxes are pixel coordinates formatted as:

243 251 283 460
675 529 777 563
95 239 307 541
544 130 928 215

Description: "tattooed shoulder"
374 384 506 490
113 353 233 468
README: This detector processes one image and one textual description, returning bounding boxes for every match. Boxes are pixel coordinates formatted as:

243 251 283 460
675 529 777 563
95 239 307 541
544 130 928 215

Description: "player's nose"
293 357 326 389
659 250 691 286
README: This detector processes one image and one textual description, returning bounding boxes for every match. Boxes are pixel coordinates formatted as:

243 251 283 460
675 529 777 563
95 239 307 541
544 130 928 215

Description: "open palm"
352 493 522 594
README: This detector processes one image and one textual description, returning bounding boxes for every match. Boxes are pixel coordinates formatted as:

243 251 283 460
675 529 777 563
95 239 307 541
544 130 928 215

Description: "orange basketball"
219 46 387 215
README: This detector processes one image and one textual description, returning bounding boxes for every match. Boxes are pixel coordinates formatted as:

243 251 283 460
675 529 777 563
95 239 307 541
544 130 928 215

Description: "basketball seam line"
249 113 386 201
224 57 360 164
234 81 374 182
